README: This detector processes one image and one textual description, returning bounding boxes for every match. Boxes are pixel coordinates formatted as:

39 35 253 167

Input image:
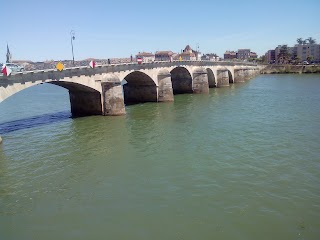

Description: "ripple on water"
1 75 320 239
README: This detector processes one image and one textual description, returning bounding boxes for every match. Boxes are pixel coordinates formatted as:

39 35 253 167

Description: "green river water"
0 74 319 239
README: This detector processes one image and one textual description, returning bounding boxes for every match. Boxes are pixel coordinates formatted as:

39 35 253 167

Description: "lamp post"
70 30 75 66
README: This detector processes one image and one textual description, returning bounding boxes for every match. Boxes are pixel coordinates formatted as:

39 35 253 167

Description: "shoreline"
261 65 320 74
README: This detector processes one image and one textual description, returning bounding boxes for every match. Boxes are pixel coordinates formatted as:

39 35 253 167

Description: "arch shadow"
170 67 193 94
206 68 216 88
227 70 234 84
123 71 157 105
50 81 102 117
0 111 71 134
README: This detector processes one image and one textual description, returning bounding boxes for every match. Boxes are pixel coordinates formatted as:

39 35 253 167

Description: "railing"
0 60 258 78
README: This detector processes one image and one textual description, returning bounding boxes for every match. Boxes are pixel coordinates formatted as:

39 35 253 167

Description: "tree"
277 45 291 64
296 38 303 44
258 55 266 63
307 55 313 63
307 37 316 44
302 39 307 45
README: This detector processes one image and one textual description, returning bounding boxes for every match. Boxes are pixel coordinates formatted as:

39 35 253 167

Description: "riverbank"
261 64 320 74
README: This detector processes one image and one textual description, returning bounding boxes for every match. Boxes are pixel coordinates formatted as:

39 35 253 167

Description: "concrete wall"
157 71 174 102
102 82 125 115
216 70 230 87
234 69 245 82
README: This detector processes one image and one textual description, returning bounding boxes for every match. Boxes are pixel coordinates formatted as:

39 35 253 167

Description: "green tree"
277 45 291 64
296 38 303 44
259 55 267 63
307 55 313 63
307 37 316 44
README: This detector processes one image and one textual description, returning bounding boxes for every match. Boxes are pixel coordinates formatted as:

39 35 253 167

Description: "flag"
1 64 12 76
89 60 95 69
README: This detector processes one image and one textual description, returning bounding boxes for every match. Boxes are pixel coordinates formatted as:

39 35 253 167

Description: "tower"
6 44 12 63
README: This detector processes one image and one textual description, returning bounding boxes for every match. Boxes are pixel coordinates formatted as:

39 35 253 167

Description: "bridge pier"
216 70 230 87
158 72 174 102
102 82 126 115
193 69 209 93
242 69 251 80
234 69 245 83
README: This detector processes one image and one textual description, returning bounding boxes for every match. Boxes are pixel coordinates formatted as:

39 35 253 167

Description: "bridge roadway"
0 60 262 118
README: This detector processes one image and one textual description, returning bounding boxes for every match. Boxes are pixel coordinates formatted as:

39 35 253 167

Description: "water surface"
0 75 320 239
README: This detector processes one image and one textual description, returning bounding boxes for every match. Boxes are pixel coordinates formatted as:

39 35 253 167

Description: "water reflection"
0 111 71 134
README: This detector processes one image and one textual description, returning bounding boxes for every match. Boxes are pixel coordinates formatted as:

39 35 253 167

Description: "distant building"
237 49 251 60
136 52 155 63
155 51 174 61
273 43 320 63
182 45 201 60
224 51 237 60
201 53 220 61
250 52 257 59
174 52 196 61
265 50 275 63
295 44 320 62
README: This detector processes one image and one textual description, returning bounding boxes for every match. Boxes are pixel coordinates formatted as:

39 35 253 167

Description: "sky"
1 0 320 62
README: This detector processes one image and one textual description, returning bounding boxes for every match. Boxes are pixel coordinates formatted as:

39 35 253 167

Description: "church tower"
6 44 12 63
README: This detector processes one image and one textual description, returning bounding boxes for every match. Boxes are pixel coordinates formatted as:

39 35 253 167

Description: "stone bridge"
0 61 262 117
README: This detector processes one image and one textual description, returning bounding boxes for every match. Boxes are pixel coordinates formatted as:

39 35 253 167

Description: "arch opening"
50 81 102 117
227 70 233 84
170 67 193 94
123 71 157 105
206 68 216 88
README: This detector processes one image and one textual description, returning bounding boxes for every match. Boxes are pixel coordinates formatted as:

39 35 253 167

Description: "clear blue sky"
1 0 320 62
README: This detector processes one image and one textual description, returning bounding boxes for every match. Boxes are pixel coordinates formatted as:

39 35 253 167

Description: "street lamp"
70 30 75 66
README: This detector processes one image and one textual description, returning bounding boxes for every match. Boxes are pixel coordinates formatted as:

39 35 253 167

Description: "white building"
296 44 320 62
135 52 155 63
155 51 174 61
201 53 220 61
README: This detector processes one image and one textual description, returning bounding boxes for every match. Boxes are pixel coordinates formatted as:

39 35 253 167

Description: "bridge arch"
206 68 216 87
170 67 193 94
216 67 233 87
123 71 157 105
227 69 234 84
0 80 102 117
50 81 102 117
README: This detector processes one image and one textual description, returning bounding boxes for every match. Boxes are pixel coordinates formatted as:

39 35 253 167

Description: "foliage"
296 37 316 44
307 37 316 44
306 55 313 62
296 38 303 44
277 45 291 64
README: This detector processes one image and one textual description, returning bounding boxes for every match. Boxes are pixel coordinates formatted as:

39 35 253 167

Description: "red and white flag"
89 60 96 69
1 64 12 76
